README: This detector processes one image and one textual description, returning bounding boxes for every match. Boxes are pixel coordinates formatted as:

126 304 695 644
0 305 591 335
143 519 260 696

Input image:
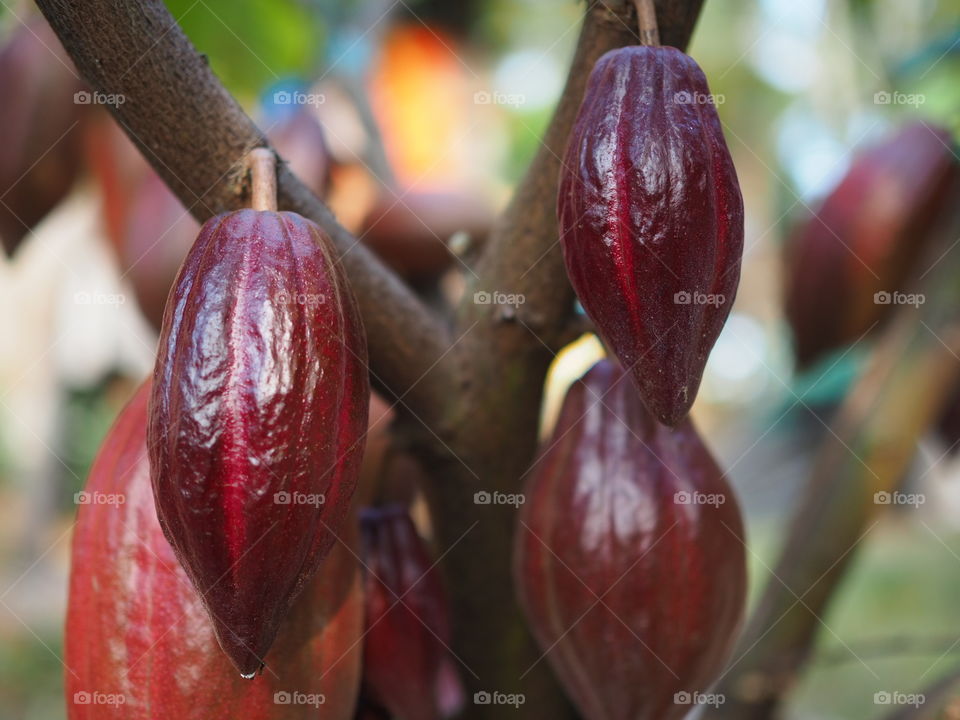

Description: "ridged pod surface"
783 122 959 369
558 46 744 426
359 505 462 720
149 208 369 675
515 359 746 720
67 381 363 719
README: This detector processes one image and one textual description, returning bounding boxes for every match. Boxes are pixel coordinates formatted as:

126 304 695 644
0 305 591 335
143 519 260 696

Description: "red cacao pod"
67 381 363 719
149 208 370 675
0 16 87 254
515 359 746 720
359 504 463 720
784 122 959 369
558 46 744 426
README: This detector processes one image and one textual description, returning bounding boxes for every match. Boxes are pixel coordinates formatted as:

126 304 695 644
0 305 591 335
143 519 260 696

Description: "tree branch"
35 0 454 420
420 3 706 717
707 203 960 719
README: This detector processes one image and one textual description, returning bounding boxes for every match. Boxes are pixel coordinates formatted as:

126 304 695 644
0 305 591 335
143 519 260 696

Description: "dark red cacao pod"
359 504 464 720
558 46 744 426
149 208 370 675
515 359 747 720
0 16 87 255
67 381 363 720
784 122 959 369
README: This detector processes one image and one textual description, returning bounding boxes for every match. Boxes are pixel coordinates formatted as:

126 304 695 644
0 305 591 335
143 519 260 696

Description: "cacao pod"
119 171 199 330
784 122 959 369
360 504 463 720
515 358 746 720
267 105 333 200
85 115 199 331
558 46 744 426
67 380 363 719
0 15 87 255
84 112 151 255
149 208 370 675
360 190 493 280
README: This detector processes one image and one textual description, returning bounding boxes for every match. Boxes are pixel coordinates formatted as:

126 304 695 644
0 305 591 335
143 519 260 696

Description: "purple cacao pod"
149 208 370 676
515 358 747 720
359 505 463 720
558 46 744 426
784 122 959 369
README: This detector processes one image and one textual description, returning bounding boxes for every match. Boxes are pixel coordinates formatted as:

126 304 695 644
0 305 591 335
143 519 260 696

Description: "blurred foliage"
0 633 64 720
163 0 323 100
57 380 127 509
794 523 960 717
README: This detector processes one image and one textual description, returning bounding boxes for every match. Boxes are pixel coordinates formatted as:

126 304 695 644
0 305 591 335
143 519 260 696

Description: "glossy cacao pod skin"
149 208 370 675
558 46 744 426
515 359 747 720
67 381 363 720
360 505 462 720
784 122 959 369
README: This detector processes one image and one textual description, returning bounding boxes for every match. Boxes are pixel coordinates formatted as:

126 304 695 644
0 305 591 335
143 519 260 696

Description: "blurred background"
0 0 957 717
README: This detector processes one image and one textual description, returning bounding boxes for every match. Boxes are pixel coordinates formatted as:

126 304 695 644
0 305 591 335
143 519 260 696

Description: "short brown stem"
248 148 277 212
634 0 661 46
